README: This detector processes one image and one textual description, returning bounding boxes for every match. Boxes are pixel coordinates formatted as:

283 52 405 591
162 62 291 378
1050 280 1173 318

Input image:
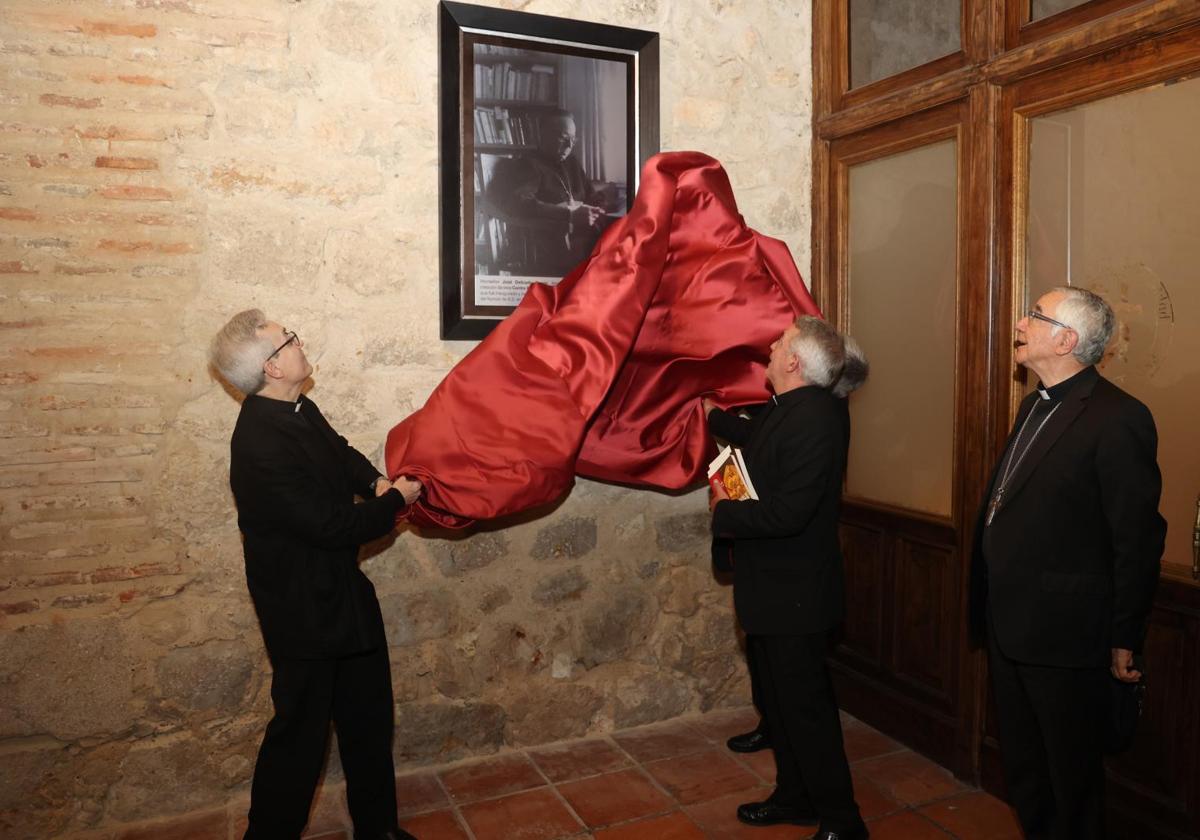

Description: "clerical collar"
771 385 823 407
246 392 308 414
1035 365 1096 402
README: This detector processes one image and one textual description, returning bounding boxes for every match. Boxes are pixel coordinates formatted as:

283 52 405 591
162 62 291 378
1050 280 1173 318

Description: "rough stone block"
530 516 597 562
107 736 228 822
654 511 711 554
393 701 506 764
154 640 255 717
504 682 603 745
613 670 692 728
531 567 589 606
578 587 653 668
658 566 710 617
473 585 510 615
0 619 140 740
429 531 507 578
379 588 455 647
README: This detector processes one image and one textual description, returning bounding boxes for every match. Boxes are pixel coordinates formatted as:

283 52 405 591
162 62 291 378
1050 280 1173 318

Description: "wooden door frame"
812 1 1200 821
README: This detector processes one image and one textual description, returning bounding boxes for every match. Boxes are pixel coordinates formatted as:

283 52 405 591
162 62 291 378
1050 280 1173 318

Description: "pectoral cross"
986 491 1003 526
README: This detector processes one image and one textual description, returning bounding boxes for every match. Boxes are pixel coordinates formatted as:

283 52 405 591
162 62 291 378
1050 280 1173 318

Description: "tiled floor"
374 707 1023 840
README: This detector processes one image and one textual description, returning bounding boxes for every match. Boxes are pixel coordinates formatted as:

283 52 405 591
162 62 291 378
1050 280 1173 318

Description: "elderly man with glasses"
211 309 421 840
970 287 1165 839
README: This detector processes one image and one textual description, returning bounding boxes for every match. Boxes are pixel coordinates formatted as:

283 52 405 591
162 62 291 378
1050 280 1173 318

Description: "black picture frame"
438 1 660 340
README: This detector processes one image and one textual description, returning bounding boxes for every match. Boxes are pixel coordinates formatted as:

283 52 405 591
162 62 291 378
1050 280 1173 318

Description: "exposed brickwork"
0 1 814 837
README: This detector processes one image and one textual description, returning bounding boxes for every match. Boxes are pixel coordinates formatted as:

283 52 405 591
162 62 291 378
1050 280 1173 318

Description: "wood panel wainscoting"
812 2 1200 837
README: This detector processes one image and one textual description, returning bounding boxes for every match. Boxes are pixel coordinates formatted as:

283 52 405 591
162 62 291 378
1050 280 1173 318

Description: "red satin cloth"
386 151 819 528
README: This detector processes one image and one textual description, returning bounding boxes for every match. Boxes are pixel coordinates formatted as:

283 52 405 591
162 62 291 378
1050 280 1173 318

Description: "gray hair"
789 315 845 388
1051 286 1114 366
210 309 273 395
831 334 869 398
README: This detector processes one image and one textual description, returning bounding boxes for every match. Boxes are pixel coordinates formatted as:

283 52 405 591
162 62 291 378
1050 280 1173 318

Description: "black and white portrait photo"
438 2 658 338
469 41 633 307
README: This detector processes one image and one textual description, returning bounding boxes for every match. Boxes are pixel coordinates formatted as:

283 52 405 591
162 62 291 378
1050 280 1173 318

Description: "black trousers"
245 646 398 840
745 636 770 735
750 633 863 832
987 624 1107 840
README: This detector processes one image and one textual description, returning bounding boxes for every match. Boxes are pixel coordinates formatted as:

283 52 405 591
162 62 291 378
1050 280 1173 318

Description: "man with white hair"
210 309 422 840
971 286 1165 838
722 334 869 759
705 316 867 840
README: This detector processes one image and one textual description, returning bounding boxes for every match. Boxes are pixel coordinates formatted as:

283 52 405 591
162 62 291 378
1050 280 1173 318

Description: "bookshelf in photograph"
471 46 563 274
472 46 562 154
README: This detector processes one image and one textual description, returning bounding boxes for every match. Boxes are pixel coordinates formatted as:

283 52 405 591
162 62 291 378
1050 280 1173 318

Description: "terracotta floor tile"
867 810 954 839
557 767 674 828
612 720 711 764
918 790 1023 839
439 752 545 804
529 737 632 783
681 788 804 839
398 808 470 840
843 723 905 762
854 750 968 807
459 787 583 840
851 769 906 821
684 707 764 744
394 770 449 816
644 748 763 806
731 746 777 784
592 810 707 840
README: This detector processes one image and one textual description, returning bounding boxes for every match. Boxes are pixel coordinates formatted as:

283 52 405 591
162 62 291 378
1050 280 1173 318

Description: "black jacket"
229 394 405 659
969 367 1165 667
710 386 848 636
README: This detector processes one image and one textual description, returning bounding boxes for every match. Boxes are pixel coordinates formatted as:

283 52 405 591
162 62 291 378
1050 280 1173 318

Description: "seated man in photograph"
210 309 422 840
484 107 615 276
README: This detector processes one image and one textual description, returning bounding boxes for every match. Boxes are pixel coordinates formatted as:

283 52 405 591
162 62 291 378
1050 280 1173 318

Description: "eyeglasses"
266 329 299 362
1025 309 1072 331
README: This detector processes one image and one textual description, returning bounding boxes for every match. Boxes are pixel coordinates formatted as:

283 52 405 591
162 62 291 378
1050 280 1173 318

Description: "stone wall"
0 0 813 836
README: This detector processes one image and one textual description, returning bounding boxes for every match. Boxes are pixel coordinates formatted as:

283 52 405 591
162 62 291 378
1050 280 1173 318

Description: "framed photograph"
438 1 660 340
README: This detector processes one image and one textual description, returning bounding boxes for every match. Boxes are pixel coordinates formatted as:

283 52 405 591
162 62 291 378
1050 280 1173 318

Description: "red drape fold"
385 151 819 528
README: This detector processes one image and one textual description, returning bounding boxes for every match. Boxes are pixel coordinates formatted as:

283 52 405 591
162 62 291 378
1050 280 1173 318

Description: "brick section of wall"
0 1 814 838
1 0 209 624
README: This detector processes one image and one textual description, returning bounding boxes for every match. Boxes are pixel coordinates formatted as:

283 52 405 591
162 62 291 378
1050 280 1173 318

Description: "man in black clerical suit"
706 316 867 840
970 286 1165 839
720 336 870 759
485 108 610 276
210 309 422 840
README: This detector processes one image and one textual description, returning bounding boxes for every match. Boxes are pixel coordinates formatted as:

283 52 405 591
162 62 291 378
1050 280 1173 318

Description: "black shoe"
736 800 819 826
726 727 772 753
373 830 418 840
809 826 869 840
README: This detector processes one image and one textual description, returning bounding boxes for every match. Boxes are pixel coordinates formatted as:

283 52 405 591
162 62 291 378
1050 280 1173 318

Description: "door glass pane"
1026 75 1200 578
850 0 960 89
847 139 958 517
1031 0 1091 21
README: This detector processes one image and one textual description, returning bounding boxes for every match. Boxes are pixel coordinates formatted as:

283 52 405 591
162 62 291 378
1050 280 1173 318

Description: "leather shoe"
736 800 819 826
374 830 418 840
809 826 869 840
726 727 772 753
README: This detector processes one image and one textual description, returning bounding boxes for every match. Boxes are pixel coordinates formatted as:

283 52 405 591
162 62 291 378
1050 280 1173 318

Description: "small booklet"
706 445 758 501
